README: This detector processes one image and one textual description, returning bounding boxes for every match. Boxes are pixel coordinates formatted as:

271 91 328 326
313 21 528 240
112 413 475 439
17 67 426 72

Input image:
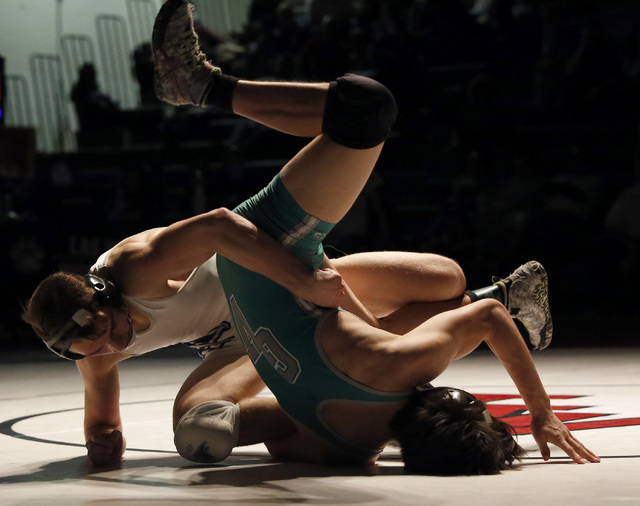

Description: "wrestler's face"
68 307 133 358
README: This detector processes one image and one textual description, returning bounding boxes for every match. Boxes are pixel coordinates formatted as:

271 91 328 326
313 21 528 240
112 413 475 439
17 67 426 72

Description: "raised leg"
154 0 398 227
229 73 397 225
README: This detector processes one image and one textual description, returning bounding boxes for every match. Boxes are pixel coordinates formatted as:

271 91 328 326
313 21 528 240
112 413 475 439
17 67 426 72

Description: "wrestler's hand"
530 409 600 464
304 268 345 308
86 426 126 466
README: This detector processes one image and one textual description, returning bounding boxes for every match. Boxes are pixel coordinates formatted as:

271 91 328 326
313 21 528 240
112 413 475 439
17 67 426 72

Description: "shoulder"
110 228 166 262
97 228 168 291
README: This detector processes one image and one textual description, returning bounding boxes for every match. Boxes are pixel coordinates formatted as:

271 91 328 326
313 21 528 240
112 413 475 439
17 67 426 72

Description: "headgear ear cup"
84 273 123 307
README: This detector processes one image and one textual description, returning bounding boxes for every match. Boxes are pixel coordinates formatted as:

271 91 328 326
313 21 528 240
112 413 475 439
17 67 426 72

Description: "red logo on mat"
476 394 640 435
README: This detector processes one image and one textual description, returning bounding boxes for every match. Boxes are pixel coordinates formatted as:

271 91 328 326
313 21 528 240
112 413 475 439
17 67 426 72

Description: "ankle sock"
465 280 510 307
203 73 238 112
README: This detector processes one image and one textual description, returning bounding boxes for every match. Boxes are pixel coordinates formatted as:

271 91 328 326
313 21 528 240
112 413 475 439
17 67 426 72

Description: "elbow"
202 207 257 253
203 207 238 237
205 207 234 223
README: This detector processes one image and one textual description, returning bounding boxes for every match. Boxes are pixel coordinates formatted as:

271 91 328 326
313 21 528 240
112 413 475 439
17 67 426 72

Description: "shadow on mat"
0 453 407 504
0 452 403 487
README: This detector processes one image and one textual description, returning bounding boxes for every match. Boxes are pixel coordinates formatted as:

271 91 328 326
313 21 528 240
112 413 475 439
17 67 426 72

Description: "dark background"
0 55 5 127
1 0 638 353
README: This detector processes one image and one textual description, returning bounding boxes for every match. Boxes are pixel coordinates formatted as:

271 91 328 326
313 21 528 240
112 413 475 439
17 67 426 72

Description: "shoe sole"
152 0 188 54
152 0 192 104
538 319 553 350
509 260 553 351
529 261 553 350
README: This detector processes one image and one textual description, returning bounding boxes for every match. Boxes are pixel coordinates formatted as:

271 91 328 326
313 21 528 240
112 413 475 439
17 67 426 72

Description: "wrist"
527 399 553 418
86 423 121 438
284 263 314 298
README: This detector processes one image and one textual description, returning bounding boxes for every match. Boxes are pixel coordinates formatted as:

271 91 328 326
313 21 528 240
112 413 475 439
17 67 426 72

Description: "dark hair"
389 388 526 475
22 272 109 345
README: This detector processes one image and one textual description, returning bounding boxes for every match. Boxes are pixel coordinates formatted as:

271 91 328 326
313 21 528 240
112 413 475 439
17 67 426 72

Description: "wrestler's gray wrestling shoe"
152 0 221 106
493 260 553 351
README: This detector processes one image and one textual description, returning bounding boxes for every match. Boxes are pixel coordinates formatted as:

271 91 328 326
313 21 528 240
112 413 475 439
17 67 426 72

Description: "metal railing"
17 0 250 152
29 54 74 152
127 0 158 47
96 14 138 109
4 74 35 128
192 0 252 36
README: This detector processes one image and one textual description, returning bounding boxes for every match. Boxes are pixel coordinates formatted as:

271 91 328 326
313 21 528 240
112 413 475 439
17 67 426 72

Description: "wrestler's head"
389 385 525 475
22 272 123 360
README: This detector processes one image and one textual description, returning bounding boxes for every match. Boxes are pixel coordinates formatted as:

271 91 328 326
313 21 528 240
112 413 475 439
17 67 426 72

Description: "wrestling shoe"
152 0 221 106
493 260 553 351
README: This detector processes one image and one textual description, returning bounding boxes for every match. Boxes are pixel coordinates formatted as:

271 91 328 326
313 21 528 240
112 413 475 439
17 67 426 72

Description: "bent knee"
323 74 397 149
173 401 240 463
443 257 466 296
429 254 466 298
475 298 510 330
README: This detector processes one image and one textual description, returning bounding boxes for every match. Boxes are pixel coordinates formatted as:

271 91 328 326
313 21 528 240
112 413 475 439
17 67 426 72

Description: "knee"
323 74 397 149
444 257 466 295
173 401 240 463
430 254 466 299
476 298 510 331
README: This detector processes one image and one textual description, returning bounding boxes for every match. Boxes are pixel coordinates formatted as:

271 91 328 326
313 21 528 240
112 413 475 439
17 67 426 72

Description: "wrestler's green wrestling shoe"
152 0 221 106
494 260 553 351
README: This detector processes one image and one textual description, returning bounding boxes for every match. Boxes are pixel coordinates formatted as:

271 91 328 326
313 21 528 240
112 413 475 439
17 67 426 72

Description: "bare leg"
232 81 329 137
238 396 295 445
333 251 467 316
154 0 388 219
283 139 384 223
231 86 386 224
174 354 261 427
226 74 397 328
174 354 294 445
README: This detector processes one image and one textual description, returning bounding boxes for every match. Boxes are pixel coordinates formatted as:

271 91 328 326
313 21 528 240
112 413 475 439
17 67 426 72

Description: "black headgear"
417 386 492 423
45 274 122 361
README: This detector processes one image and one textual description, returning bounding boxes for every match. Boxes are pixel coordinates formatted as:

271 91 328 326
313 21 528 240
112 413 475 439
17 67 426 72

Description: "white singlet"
90 249 238 357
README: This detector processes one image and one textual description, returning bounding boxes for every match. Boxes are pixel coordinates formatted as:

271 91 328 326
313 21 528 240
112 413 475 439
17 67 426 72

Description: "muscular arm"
479 303 600 464
376 300 599 463
76 354 129 465
114 208 343 307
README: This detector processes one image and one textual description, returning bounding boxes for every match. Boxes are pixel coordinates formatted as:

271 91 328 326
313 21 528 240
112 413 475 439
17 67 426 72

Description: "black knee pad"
322 74 397 149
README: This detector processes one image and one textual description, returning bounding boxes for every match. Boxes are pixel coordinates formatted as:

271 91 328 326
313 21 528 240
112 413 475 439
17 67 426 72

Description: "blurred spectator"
306 0 354 26
243 1 310 79
296 15 353 80
70 63 122 146
248 0 282 30
132 43 158 106
408 0 487 66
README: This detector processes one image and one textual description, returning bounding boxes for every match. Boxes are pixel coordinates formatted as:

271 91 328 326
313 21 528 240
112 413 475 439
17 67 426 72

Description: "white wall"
0 0 249 151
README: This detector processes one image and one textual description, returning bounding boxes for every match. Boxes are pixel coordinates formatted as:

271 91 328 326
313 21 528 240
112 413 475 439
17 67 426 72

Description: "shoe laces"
175 30 208 68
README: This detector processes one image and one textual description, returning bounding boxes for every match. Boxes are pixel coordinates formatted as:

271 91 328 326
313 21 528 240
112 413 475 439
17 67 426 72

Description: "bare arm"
115 207 343 307
385 299 599 463
76 353 129 465
479 302 600 464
